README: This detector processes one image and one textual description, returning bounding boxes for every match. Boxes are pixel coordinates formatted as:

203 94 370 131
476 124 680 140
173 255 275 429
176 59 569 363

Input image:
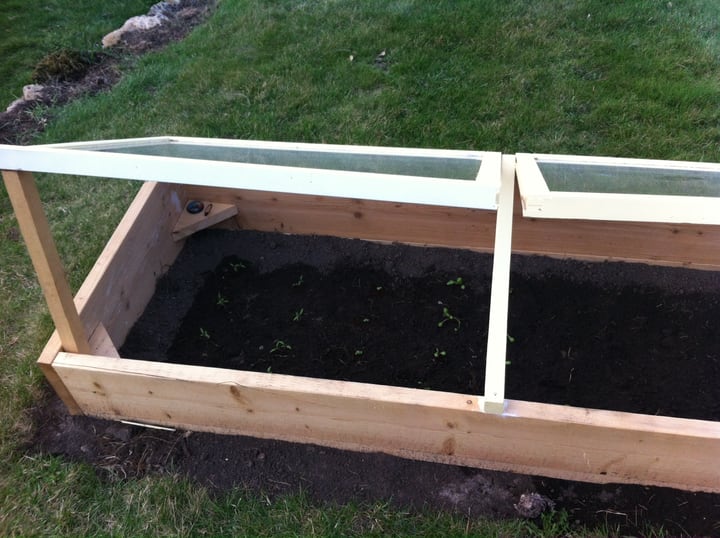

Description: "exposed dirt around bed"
32 230 720 535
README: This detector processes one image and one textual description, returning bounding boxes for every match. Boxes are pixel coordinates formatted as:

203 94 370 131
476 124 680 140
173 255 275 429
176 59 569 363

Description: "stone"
23 84 45 101
102 2 172 48
5 98 25 113
514 492 556 518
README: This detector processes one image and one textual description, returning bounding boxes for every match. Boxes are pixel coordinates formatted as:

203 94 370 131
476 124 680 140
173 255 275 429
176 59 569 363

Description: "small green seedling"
507 334 516 343
433 348 447 359
292 275 304 287
354 349 364 356
199 327 210 339
216 293 229 306
229 261 246 272
375 285 383 291
446 277 466 290
292 308 304 322
270 340 292 353
438 307 461 331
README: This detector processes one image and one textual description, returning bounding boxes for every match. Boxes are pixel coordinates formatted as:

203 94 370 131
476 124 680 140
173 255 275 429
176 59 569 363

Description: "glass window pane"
538 161 720 197
103 142 482 181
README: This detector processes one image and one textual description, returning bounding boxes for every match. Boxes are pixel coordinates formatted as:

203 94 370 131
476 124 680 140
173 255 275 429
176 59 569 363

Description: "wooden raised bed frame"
2 138 720 493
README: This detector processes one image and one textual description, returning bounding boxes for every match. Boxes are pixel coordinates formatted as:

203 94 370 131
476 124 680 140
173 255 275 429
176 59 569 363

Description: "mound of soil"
71 229 712 535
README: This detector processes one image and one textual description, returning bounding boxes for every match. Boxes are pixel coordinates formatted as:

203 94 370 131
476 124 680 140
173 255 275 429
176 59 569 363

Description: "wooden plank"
183 185 499 250
2 170 90 354
185 184 720 270
482 156 515 413
510 185 720 270
53 352 720 492
172 200 238 241
88 323 119 358
37 182 184 413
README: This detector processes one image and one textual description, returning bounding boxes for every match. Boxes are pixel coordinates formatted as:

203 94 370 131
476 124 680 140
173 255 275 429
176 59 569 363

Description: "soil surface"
33 230 720 536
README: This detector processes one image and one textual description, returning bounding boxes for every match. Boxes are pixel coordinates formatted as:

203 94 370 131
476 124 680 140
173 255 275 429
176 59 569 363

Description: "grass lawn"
2 0 720 535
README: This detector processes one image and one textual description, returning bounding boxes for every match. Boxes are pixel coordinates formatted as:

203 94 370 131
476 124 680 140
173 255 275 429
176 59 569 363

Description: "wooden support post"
2 170 90 354
482 156 515 413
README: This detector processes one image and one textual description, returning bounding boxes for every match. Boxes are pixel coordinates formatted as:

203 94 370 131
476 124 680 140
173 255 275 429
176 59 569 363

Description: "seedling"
292 275 304 287
229 261 246 272
433 348 447 359
216 293 229 306
354 349 364 356
270 340 292 354
507 334 516 343
438 306 461 331
292 308 304 322
446 277 466 290
199 327 210 339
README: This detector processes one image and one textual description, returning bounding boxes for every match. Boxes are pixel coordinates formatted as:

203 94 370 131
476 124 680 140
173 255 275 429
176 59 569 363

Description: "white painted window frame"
516 153 720 225
0 137 502 210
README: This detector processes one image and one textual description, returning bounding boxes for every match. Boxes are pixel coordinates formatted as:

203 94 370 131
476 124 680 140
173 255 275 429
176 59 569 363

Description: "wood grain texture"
37 182 184 413
2 170 90 354
53 352 720 493
183 184 720 269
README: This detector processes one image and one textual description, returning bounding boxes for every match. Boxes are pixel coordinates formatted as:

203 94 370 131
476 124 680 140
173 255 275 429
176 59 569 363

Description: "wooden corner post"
2 170 90 355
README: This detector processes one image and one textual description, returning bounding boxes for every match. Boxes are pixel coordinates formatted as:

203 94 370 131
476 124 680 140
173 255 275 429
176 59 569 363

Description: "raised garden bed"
121 229 720 422
2 137 720 493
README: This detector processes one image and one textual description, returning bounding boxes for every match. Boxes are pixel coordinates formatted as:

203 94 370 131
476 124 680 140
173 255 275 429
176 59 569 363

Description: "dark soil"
32 229 720 536
0 0 214 145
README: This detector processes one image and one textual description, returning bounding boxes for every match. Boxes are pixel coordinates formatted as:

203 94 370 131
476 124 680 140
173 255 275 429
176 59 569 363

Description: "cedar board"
23 177 720 493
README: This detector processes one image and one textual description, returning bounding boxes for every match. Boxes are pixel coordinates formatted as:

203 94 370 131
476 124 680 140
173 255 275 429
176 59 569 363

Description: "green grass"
0 0 157 105
2 0 720 535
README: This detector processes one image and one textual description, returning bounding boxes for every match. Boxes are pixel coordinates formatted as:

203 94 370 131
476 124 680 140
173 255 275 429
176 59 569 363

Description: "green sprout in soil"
199 327 210 339
507 334 516 343
433 348 447 359
292 308 304 322
229 261 246 272
362 318 370 323
446 277 466 290
270 340 292 354
216 293 229 306
292 275 304 287
354 349 364 356
438 306 461 331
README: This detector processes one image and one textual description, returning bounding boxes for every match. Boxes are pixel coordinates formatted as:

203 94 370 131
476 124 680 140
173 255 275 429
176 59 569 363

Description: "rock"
101 30 123 48
23 84 45 101
102 3 171 48
514 492 556 518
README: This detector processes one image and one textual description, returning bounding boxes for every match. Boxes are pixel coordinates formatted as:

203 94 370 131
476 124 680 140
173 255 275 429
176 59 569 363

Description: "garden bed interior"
2 138 720 494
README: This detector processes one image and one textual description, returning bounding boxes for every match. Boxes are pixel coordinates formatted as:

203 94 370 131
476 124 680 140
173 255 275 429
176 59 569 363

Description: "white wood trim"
0 141 501 210
515 153 720 224
482 155 515 413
